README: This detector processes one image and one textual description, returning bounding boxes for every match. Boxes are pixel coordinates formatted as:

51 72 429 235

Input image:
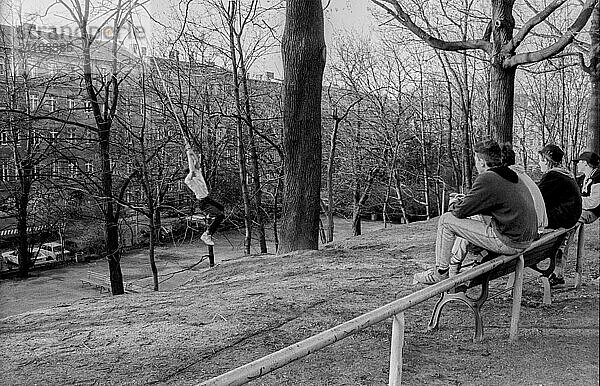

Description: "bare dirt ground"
0 218 598 385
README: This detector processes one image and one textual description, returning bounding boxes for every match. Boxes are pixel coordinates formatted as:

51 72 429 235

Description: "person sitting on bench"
575 151 599 285
536 144 582 286
576 151 600 225
184 143 225 246
447 143 548 276
413 139 538 285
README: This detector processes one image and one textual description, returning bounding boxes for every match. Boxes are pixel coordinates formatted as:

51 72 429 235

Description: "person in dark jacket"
537 144 582 229
413 139 537 285
537 144 582 286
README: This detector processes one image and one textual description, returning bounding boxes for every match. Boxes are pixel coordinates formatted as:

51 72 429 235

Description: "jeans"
436 212 524 270
198 196 225 235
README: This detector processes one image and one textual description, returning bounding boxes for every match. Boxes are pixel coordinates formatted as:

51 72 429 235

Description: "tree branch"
505 0 567 54
505 0 598 67
371 0 491 53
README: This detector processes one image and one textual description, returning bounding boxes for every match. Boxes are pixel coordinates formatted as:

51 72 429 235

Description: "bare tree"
52 0 144 294
372 0 598 143
279 0 325 252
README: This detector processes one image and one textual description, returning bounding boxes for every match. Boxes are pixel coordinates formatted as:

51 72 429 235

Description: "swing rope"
151 56 201 151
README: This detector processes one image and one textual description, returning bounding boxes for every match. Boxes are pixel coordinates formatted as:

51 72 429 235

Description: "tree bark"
326 118 339 242
588 4 600 153
236 31 267 254
16 186 30 278
279 0 325 253
227 2 253 255
489 0 516 143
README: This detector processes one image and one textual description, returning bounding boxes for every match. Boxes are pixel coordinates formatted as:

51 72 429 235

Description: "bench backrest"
470 228 571 286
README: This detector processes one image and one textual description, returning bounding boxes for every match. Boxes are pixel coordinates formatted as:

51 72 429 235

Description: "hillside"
0 219 598 385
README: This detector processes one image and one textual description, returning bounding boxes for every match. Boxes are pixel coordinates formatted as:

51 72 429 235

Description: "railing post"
388 312 405 386
208 245 215 267
509 255 525 342
574 224 584 289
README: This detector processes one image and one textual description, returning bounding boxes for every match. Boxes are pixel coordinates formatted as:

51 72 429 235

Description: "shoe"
201 231 215 246
448 262 461 278
548 273 565 287
413 268 448 285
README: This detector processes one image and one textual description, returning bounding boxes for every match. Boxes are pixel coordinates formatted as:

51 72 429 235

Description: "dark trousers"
199 196 225 235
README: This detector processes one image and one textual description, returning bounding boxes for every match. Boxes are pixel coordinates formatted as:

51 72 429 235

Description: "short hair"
501 142 516 167
576 151 600 168
539 144 564 168
474 139 502 167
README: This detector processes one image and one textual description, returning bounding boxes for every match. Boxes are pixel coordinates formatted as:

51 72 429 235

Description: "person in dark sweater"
414 139 537 285
537 144 582 230
536 144 582 286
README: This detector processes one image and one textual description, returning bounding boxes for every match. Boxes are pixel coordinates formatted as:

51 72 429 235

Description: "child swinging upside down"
184 143 225 246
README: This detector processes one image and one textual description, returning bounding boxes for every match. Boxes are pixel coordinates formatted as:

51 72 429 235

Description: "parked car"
39 242 71 261
2 248 53 266
2 250 18 265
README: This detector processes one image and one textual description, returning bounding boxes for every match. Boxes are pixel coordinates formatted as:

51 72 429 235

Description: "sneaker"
448 262 461 278
548 273 565 287
413 268 448 285
201 231 215 246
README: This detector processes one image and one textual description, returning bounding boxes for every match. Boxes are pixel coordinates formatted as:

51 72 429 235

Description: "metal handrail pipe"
200 251 525 386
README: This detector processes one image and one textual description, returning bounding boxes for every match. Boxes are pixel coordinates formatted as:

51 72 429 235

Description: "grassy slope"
0 219 598 385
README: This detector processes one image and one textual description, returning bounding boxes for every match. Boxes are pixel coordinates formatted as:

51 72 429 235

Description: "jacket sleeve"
451 173 495 219
186 149 199 172
582 182 600 210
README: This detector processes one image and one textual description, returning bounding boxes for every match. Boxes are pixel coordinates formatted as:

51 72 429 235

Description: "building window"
0 131 8 144
51 161 59 177
47 97 56 112
30 94 39 112
0 159 11 181
50 129 59 139
68 98 76 110
69 163 78 178
85 162 94 173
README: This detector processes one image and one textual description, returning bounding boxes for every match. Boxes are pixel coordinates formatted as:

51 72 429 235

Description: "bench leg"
574 224 585 289
505 273 515 290
427 279 489 342
540 276 551 305
509 255 525 342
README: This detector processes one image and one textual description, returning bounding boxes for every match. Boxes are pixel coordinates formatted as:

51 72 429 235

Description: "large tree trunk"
589 4 600 153
590 73 600 153
279 0 325 253
489 0 516 143
489 65 516 143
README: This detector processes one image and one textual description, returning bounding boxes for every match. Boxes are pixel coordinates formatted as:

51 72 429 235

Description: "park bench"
81 271 143 294
427 224 583 342
81 270 112 293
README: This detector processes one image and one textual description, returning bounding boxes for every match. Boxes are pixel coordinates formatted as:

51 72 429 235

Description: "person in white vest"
185 143 225 246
